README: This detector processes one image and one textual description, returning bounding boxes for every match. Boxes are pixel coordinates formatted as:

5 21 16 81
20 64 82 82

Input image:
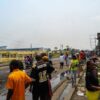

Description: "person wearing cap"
6 60 32 100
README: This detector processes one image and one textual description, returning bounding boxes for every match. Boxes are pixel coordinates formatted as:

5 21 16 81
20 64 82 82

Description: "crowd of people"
6 53 54 100
24 55 33 69
58 50 100 100
5 49 100 100
59 50 87 87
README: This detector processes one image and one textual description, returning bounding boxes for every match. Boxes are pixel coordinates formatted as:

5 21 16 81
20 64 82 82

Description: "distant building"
7 47 44 51
0 46 7 50
0 47 50 63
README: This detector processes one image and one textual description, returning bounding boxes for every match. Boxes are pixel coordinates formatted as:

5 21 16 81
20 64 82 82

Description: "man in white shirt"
59 53 65 69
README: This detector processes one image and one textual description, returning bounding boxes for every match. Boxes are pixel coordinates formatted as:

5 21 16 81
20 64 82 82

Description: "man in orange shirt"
6 60 32 100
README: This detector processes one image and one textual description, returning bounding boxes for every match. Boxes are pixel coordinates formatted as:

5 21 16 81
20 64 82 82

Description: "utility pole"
30 44 32 50
97 33 100 56
89 35 97 50
30 44 33 56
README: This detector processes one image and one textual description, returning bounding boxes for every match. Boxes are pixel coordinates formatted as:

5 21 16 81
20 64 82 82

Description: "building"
0 47 50 63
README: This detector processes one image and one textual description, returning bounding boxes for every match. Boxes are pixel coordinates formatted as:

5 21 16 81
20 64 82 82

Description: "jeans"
71 70 77 87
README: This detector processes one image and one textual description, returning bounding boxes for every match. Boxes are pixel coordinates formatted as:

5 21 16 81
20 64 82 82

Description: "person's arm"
92 69 97 79
91 85 100 90
6 89 13 100
25 74 32 89
29 78 36 92
6 76 14 100
29 68 37 92
29 81 33 92
69 60 72 69
91 69 99 90
25 78 35 89
25 83 30 89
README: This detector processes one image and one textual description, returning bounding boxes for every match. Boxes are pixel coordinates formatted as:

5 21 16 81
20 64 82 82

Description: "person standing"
65 49 70 67
59 53 65 69
48 53 53 65
85 60 100 100
42 55 55 79
30 54 52 100
6 60 32 100
70 55 79 87
79 50 86 65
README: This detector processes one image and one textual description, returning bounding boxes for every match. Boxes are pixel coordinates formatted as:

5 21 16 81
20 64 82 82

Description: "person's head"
18 60 24 70
42 56 48 62
72 55 77 60
60 53 63 56
35 54 42 61
41 53 48 62
91 57 98 63
76 53 79 58
87 60 92 67
9 60 19 72
41 53 47 58
86 59 96 70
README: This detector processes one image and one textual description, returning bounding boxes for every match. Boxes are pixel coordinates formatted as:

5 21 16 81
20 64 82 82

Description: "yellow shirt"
6 69 32 100
70 59 79 71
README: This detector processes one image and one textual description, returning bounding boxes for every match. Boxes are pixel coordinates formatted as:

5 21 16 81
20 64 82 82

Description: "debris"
77 90 84 96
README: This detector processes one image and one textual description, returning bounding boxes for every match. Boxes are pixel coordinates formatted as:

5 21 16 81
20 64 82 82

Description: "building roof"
0 46 7 50
7 47 43 51
6 47 51 51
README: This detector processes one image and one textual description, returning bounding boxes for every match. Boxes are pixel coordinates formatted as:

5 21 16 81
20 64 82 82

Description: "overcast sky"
0 0 100 50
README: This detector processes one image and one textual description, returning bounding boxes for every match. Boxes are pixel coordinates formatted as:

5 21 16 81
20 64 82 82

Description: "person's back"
86 68 99 91
85 60 100 100
59 54 64 69
85 60 99 91
59 55 64 63
70 59 79 71
6 69 31 100
70 55 79 87
30 54 51 100
79 51 86 60
6 60 32 100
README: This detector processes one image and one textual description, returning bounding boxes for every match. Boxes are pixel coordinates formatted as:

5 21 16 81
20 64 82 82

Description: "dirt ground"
71 73 87 100
71 91 86 100
52 60 86 100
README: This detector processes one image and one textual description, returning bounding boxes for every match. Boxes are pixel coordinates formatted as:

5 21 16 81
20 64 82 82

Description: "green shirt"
70 59 79 71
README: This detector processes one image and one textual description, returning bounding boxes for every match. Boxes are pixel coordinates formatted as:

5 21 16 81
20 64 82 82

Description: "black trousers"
32 82 51 100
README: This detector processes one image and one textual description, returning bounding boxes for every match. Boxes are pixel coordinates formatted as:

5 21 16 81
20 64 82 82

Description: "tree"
54 47 58 53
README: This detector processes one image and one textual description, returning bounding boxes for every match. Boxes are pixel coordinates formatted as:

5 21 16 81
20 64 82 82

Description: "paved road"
0 66 9 90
